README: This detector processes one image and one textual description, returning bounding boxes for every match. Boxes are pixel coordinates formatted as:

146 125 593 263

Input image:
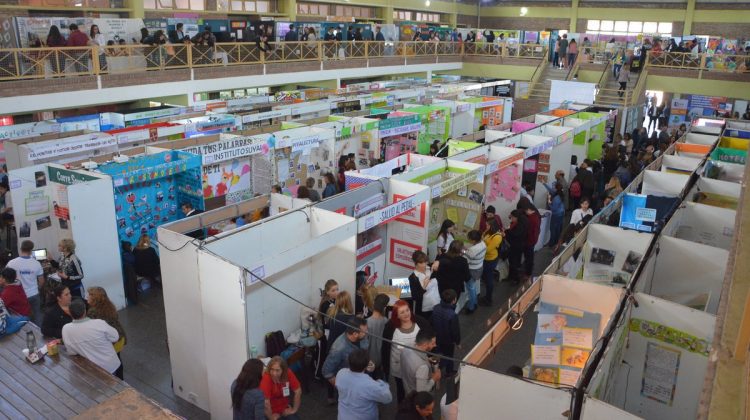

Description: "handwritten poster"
531 345 561 366
563 327 594 350
559 369 581 387
641 342 680 406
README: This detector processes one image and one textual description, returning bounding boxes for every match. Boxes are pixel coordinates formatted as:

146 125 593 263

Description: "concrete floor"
117 247 554 419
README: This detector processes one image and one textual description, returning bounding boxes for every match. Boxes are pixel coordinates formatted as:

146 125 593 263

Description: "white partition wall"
563 117 591 164
484 129 514 144
581 225 654 286
663 202 736 250
636 236 728 314
458 365 572 420
593 294 715 420
688 176 741 209
685 132 719 146
641 170 690 197
660 155 702 175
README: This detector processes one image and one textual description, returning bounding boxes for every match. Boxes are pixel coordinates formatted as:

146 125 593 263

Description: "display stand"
663 202 736 250
685 132 719 146
106 122 186 147
160 204 356 418
580 224 654 286
431 99 475 139
9 164 125 308
688 176 741 210
96 150 203 247
583 294 715 420
173 114 238 137
318 116 380 169
271 126 336 197
400 104 452 154
459 96 511 131
377 112 423 161
660 154 702 175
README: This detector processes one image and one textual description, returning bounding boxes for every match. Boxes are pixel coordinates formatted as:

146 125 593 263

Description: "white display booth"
703 159 746 183
529 124 575 209
641 170 690 198
432 99 475 139
9 164 125 308
159 200 356 417
393 159 485 259
690 117 725 135
580 224 654 286
483 129 515 144
688 176 741 210
5 131 117 170
318 116 380 169
494 132 556 210
459 276 624 418
660 154 702 175
583 294 715 420
635 235 727 314
272 126 336 197
684 132 719 146
663 202 736 250
350 152 442 182
448 143 525 230
562 116 593 165
314 177 431 280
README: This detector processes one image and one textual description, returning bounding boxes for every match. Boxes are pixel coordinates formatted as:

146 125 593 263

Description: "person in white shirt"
6 240 45 325
62 299 122 379
462 230 486 314
569 197 593 226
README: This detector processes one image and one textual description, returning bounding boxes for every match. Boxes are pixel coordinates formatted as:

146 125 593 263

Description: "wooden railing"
645 51 750 74
0 41 550 81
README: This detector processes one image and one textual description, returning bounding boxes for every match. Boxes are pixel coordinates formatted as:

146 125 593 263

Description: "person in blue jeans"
544 181 566 247
463 230 486 314
0 298 29 338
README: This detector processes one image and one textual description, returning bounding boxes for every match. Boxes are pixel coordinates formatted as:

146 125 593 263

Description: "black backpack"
265 330 286 358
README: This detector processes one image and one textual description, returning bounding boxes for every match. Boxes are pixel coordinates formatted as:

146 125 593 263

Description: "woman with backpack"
480 219 503 306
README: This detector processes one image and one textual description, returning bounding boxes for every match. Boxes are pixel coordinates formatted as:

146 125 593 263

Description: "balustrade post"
187 44 193 68
91 46 100 75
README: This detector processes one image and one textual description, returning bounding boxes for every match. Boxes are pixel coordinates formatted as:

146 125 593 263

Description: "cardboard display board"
431 99 474 139
660 155 702 175
325 116 380 169
400 104 452 155
272 127 336 197
636 236 727 314
663 202 736 250
702 159 746 183
641 170 690 198
97 150 203 247
348 153 441 186
684 132 719 146
582 225 654 287
9 164 125 308
378 113 422 162
688 177 741 210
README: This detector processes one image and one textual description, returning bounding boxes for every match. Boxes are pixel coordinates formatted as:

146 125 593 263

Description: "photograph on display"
59 218 68 229
589 247 616 266
611 271 630 285
538 314 567 334
530 366 559 384
561 347 590 369
468 189 484 205
621 251 643 274
35 216 51 230
35 171 47 188
19 222 31 238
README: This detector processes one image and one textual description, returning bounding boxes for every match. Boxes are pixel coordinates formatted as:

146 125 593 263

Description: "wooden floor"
0 323 179 419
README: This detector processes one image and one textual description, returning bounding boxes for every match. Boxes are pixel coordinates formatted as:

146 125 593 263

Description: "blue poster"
619 193 652 232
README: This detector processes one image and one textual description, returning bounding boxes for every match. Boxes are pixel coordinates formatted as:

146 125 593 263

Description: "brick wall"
457 14 477 27
478 17 570 31
511 98 547 120
0 76 97 98
692 22 750 39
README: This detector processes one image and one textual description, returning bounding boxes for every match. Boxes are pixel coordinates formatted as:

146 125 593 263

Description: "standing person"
46 25 67 75
559 34 569 69
305 178 321 202
567 39 578 66
367 294 390 377
65 23 90 73
361 25 374 42
62 299 122 379
647 100 660 132
336 349 392 420
574 162 595 205
41 285 72 338
133 234 161 286
89 24 107 71
316 279 339 381
612 48 625 79
306 27 317 42
431 289 460 374
322 318 369 385
381 299 430 403
284 24 298 42
407 250 439 319
323 173 339 198
479 205 503 232
396 391 435 420
327 290 355 351
86 287 126 363
400 329 440 394
617 64 630 98
6 240 45 325
554 170 569 210
605 37 616 59
231 358 265 420
51 239 84 298
0 268 30 317
435 219 456 256
505 210 528 285
603 176 623 201
463 230 486 314
480 219 502 306
553 37 560 68
544 182 565 248
375 26 385 42
434 241 468 301
570 197 594 226
168 22 187 44
518 198 541 280
260 356 302 420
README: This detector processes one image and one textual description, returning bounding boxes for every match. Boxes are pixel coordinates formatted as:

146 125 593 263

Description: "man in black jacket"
284 24 298 42
168 23 187 44
431 290 460 375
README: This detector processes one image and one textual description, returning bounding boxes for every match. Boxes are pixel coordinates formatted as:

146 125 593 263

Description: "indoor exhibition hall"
0 1 748 419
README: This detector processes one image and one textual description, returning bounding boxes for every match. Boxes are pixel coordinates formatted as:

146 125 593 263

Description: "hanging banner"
182 136 268 164
0 121 61 141
434 168 484 198
241 108 292 124
26 133 116 161
357 188 430 232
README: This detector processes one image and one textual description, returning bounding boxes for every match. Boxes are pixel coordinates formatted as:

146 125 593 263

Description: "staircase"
595 66 628 106
527 64 570 101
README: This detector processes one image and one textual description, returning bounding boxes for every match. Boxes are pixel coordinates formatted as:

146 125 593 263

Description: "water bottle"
26 330 37 354
250 345 258 359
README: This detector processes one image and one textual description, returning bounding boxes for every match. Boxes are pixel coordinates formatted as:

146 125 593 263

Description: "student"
618 64 630 98
323 173 338 198
323 318 369 385
505 210 528 285
408 250 439 320
6 240 44 325
431 289 461 374
315 279 339 382
366 294 390 376
435 219 455 256
284 24 298 42
517 198 541 279
260 357 302 419
168 22 188 44
231 358 265 420
463 230 486 314
396 391 435 420
480 219 502 306
42 285 72 338
336 349 391 420
570 197 594 226
434 241 468 302
479 205 503 232
306 177 321 202
0 267 31 317
86 287 127 360
544 182 565 248
327 291 355 351
62 299 122 379
0 297 28 338
134 234 161 286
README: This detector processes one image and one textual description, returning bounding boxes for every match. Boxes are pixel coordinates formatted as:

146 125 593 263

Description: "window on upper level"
144 0 276 12
585 19 674 36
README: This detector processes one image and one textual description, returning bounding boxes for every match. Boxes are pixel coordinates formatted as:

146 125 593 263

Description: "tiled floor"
117 248 553 419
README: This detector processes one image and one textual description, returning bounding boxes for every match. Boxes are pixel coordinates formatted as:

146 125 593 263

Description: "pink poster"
512 121 537 133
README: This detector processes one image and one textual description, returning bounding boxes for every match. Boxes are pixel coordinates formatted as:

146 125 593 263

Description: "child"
463 230 486 314
431 290 461 375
